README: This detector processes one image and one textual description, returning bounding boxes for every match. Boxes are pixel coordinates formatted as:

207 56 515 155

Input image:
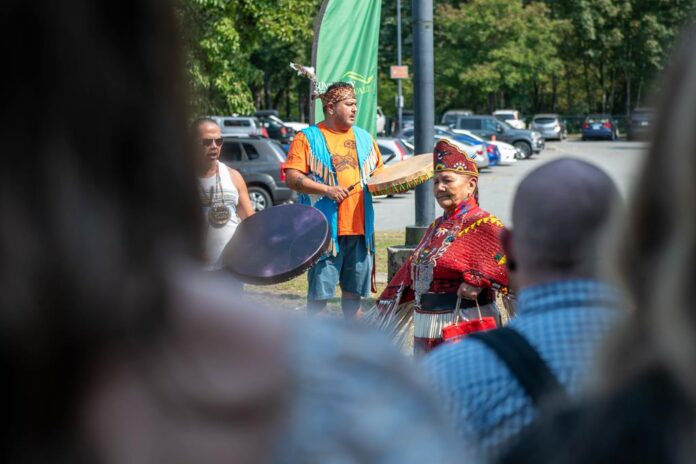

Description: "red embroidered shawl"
379 198 509 306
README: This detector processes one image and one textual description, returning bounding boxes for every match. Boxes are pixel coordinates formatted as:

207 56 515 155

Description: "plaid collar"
516 279 620 316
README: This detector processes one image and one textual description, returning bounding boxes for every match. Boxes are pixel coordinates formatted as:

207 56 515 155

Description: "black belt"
419 291 492 311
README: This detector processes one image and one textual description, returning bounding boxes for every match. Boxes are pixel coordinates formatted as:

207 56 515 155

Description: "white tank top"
199 161 240 270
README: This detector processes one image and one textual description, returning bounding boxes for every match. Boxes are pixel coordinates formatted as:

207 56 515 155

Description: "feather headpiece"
290 62 355 106
290 62 321 99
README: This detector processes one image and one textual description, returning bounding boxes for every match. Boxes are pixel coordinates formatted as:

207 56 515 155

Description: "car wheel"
248 186 272 212
514 141 532 159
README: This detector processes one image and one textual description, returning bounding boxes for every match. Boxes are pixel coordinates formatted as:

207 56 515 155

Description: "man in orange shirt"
285 82 383 319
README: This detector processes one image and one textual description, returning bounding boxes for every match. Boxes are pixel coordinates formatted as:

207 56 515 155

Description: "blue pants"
307 235 372 300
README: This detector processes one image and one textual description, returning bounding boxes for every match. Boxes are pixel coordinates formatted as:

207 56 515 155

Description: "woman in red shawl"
367 140 509 355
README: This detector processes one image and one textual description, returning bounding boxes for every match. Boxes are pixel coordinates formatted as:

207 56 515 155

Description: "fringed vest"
298 125 379 258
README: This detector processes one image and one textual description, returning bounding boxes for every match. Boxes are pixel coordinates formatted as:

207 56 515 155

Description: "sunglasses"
200 137 224 147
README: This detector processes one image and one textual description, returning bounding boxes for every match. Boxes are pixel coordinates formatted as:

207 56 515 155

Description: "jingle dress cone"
364 140 509 354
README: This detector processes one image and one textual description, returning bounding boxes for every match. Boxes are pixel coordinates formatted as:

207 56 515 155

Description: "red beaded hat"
433 139 478 177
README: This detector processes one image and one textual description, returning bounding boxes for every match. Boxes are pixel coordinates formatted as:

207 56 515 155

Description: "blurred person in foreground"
364 140 509 355
0 2 464 463
497 27 696 464
192 117 254 271
425 158 623 461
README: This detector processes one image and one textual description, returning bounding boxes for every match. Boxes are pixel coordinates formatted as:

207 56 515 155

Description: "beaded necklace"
411 197 479 306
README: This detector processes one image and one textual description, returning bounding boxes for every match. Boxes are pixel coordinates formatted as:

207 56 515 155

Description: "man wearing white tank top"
193 118 255 271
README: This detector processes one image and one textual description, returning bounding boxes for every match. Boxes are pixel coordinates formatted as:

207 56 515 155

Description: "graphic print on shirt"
331 139 358 172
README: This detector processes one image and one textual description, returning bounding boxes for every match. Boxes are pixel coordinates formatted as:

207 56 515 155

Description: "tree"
434 0 566 114
178 0 319 116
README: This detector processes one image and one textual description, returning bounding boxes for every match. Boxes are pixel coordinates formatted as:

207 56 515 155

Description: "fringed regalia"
366 196 509 354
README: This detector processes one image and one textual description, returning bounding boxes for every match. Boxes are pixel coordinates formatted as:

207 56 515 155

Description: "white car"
376 106 386 135
284 121 309 132
450 128 518 165
493 110 526 130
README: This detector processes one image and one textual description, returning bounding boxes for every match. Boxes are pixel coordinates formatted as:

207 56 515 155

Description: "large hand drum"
222 204 330 285
367 154 433 196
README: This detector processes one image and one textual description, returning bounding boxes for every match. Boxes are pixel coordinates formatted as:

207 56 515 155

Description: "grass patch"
244 230 406 312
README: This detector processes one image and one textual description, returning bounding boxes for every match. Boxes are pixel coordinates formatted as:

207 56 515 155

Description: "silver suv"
207 116 267 137
530 114 567 141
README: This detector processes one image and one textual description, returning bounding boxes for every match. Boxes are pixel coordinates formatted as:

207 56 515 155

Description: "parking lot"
373 138 648 229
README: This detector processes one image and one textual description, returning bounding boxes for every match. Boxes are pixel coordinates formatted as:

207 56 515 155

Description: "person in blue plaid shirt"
424 158 624 461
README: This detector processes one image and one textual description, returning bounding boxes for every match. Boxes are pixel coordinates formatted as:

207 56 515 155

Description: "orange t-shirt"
285 122 383 236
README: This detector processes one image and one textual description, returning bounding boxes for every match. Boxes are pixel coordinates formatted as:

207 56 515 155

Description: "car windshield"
495 114 515 121
497 120 514 130
587 116 610 123
533 117 556 124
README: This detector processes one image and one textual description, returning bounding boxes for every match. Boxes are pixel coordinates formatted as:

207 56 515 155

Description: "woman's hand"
457 282 481 300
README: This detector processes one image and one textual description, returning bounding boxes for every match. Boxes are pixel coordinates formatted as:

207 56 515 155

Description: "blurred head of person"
0 0 202 459
501 158 620 291
605 26 696 405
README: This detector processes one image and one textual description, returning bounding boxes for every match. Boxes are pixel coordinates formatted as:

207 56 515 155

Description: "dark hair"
1 1 201 460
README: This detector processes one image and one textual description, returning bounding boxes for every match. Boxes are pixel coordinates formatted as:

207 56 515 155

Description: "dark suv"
220 136 296 211
453 115 544 159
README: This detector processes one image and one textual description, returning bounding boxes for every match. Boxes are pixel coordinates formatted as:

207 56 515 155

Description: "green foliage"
433 0 566 114
178 0 695 121
178 0 319 116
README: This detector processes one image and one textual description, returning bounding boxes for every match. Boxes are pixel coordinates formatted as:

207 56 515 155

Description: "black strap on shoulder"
468 327 568 407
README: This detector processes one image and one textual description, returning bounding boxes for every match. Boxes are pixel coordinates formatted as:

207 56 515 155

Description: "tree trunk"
551 74 558 113
600 58 606 114
583 59 593 112
565 63 573 112
625 69 631 118
608 67 616 114
636 77 643 108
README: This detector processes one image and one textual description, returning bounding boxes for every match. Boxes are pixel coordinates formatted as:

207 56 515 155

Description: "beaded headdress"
433 139 478 177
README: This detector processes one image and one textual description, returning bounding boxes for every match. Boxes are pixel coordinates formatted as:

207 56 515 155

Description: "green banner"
312 0 381 136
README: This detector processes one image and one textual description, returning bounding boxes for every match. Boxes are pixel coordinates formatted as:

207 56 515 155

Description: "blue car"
581 114 619 141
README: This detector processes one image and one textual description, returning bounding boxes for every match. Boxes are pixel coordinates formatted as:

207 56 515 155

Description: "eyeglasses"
200 137 224 147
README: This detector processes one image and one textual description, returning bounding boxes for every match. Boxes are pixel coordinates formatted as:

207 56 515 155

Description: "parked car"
493 110 526 129
403 134 489 169
581 114 619 141
401 110 414 129
284 121 309 132
376 137 413 165
447 127 518 165
627 107 655 141
219 135 296 211
441 109 474 127
208 116 269 138
256 114 295 145
530 114 567 141
431 125 502 165
452 115 544 159
376 106 387 135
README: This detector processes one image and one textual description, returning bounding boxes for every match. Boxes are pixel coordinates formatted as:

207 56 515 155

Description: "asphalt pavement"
373 138 648 230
